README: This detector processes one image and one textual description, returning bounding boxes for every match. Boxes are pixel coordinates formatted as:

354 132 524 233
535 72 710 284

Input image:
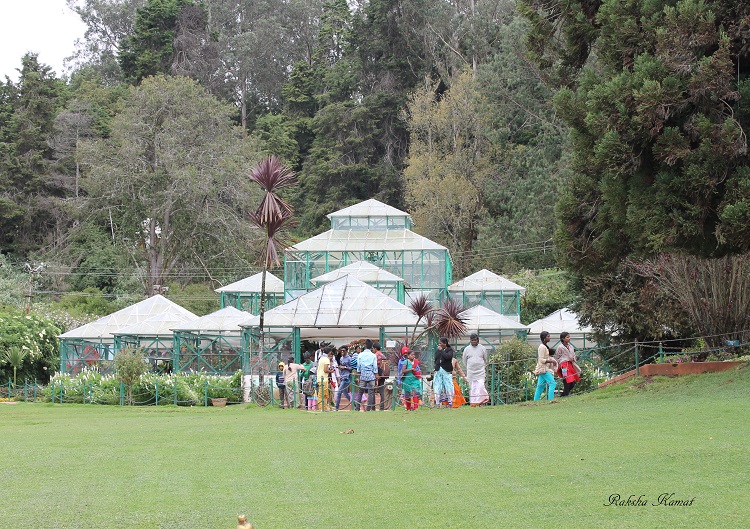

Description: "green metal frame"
59 338 116 374
219 291 285 314
284 248 451 301
451 290 522 319
173 331 244 375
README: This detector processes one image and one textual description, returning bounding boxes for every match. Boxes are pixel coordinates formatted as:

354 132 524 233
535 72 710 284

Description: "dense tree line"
520 0 750 346
1 0 748 347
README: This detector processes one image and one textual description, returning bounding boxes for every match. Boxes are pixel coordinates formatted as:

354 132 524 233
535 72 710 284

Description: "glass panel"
463 292 482 308
332 217 350 230
503 293 519 316
387 217 406 229
369 217 387 230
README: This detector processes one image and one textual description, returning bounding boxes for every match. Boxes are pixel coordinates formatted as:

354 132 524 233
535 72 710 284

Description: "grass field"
2 364 748 529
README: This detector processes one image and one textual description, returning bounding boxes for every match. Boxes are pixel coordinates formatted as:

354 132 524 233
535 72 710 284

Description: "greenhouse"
58 295 195 374
243 275 423 372
310 260 408 303
454 305 530 351
114 310 199 372
284 199 451 302
528 308 597 350
448 269 525 322
171 306 253 375
215 272 285 315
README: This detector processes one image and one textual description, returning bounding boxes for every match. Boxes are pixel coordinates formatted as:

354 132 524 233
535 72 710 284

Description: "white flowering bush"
0 311 61 383
43 369 243 406
44 368 121 404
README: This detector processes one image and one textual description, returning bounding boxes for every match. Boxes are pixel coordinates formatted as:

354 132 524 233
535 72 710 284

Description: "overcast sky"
0 0 87 81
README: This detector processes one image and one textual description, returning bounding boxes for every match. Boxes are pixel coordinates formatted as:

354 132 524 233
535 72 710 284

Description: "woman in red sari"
554 332 581 397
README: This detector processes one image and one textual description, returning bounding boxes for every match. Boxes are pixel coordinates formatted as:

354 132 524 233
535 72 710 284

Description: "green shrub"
45 369 244 406
0 311 61 383
133 373 200 405
114 347 149 405
489 337 537 404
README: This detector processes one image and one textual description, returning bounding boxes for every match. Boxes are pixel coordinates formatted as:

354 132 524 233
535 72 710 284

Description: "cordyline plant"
247 156 297 380
405 295 468 349
3 346 29 388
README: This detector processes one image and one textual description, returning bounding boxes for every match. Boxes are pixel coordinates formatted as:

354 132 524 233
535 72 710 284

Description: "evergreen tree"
0 54 68 255
522 0 750 341
119 0 195 84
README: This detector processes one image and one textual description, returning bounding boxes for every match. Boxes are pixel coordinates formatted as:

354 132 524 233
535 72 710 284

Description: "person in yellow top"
315 347 335 410
533 331 557 401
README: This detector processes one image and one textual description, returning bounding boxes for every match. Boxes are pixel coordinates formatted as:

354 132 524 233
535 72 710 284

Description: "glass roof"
215 272 284 293
289 229 447 253
449 269 526 293
310 260 406 286
327 199 411 220
59 295 196 339
245 275 419 328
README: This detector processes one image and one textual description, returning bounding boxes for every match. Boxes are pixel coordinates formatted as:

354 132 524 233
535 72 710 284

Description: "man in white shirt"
462 333 490 406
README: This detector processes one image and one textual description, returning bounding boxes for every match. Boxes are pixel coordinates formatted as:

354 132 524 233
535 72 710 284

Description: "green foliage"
54 288 120 319
0 310 61 383
0 54 68 255
44 369 244 406
511 269 576 324
0 254 25 309
2 346 29 387
119 0 195 84
114 347 150 404
165 282 219 316
79 75 261 296
489 337 536 404
523 0 750 343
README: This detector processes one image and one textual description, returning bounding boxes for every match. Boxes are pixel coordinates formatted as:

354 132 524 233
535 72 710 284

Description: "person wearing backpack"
275 362 287 409
281 357 306 408
300 351 316 410
374 342 390 410
355 339 377 411
335 345 353 411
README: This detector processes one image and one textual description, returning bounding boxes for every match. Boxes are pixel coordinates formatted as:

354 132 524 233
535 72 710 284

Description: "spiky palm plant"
3 346 29 388
433 298 468 340
406 294 434 346
247 156 297 381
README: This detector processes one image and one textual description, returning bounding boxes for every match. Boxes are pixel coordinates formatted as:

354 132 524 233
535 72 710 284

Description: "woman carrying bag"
533 331 557 401
555 331 581 397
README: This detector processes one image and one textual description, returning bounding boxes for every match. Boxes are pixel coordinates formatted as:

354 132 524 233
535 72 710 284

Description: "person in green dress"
401 350 421 410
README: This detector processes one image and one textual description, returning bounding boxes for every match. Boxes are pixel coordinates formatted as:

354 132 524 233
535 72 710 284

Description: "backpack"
378 354 391 378
302 375 315 395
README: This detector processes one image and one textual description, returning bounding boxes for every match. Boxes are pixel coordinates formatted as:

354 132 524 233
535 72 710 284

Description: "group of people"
533 331 581 401
274 333 493 411
430 333 491 408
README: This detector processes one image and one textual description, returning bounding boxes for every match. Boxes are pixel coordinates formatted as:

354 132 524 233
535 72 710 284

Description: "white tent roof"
172 306 253 333
449 269 526 293
327 199 410 219
459 305 530 332
59 295 195 339
244 275 419 340
215 272 284 293
310 260 406 286
114 310 199 337
290 229 446 252
528 308 594 335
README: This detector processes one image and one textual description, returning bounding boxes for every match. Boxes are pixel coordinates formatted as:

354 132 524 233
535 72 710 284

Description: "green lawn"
2 365 748 529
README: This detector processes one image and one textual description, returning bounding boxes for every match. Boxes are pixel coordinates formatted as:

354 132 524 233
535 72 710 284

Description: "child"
275 362 287 408
401 350 420 410
301 352 316 410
